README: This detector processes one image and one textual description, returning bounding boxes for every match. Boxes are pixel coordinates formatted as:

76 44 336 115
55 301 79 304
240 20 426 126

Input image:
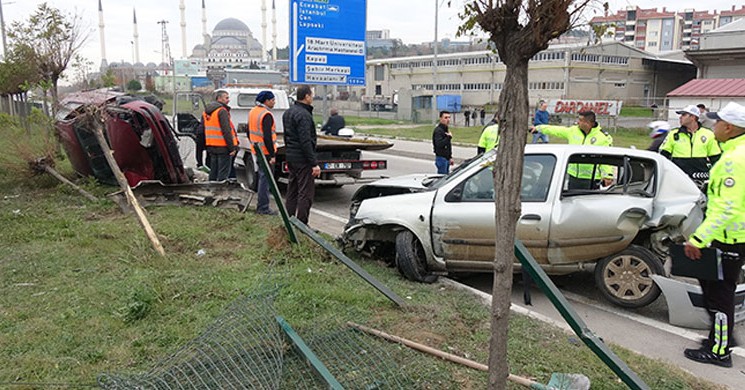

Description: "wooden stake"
90 114 166 257
42 164 98 202
346 321 544 389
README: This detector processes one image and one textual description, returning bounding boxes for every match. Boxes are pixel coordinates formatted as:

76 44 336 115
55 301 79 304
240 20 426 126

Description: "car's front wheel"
237 154 257 192
395 230 437 283
594 245 664 308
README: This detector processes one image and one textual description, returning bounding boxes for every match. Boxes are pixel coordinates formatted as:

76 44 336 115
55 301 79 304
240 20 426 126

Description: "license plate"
323 162 352 170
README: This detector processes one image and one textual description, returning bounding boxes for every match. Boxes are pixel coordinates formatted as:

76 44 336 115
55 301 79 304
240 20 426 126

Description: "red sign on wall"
547 99 623 117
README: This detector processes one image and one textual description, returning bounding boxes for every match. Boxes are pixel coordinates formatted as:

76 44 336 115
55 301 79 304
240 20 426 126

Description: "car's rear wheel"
395 230 437 283
594 245 664 308
237 154 257 191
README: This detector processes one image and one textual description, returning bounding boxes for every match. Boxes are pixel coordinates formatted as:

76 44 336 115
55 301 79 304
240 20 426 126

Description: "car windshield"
426 149 497 189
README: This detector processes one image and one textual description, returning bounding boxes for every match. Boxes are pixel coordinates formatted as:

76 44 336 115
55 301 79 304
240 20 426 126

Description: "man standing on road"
530 110 613 189
463 108 471 127
659 105 721 182
532 100 550 144
203 90 238 181
479 107 486 126
683 102 745 368
432 111 453 174
283 85 320 224
249 90 278 215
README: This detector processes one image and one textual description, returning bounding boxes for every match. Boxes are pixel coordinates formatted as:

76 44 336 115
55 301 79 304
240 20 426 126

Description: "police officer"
477 120 500 154
683 102 745 368
249 91 278 215
530 110 613 189
659 105 721 183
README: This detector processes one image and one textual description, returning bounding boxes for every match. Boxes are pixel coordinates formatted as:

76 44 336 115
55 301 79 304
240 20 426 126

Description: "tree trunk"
487 58 530 390
50 77 59 117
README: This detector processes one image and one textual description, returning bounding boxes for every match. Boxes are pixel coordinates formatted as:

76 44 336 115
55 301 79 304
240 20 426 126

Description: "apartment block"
590 5 745 52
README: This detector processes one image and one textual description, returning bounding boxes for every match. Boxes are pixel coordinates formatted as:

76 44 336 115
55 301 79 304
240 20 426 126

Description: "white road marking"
311 207 348 223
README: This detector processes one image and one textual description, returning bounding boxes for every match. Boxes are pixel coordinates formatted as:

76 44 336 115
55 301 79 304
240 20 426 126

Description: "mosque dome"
213 18 250 35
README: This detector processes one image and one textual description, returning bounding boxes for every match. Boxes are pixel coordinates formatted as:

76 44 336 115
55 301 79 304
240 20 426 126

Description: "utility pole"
432 0 439 123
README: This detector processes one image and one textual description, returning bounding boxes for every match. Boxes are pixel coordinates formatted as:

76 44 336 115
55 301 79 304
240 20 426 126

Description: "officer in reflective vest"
249 91 278 215
659 105 721 182
477 122 500 154
683 102 745 368
202 90 238 181
531 110 614 189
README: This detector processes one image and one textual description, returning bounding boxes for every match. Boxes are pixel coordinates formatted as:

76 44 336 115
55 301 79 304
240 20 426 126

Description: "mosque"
190 18 265 70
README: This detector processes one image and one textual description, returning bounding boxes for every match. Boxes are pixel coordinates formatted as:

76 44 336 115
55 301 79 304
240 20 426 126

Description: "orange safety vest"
202 106 238 148
248 105 277 155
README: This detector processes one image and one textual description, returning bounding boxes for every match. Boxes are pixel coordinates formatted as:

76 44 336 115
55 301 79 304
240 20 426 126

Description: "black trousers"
699 242 745 353
285 162 315 224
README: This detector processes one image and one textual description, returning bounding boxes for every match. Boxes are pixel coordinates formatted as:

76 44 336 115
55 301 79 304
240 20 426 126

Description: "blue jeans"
532 131 549 144
435 156 450 174
256 162 273 213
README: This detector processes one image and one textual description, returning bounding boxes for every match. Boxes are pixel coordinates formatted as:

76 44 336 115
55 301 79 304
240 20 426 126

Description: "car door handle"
520 214 541 221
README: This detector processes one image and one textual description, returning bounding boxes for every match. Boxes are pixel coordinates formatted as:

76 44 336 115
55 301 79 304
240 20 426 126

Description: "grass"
313 114 406 127
358 124 652 149
0 118 724 389
620 106 654 117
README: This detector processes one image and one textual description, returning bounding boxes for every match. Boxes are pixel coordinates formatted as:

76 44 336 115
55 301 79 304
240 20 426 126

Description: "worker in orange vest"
202 90 238 181
249 90 278 215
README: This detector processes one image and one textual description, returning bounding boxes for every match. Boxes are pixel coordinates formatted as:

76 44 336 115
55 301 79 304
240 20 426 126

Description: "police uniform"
684 102 745 368
537 124 614 189
659 126 721 181
477 124 500 154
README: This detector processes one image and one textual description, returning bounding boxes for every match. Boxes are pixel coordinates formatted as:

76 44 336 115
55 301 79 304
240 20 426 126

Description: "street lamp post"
0 0 8 59
432 0 439 123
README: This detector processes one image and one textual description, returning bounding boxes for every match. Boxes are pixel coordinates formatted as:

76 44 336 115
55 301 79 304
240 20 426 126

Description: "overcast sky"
1 0 741 69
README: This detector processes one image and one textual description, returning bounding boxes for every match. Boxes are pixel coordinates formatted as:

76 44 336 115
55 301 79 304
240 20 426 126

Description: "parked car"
342 145 706 309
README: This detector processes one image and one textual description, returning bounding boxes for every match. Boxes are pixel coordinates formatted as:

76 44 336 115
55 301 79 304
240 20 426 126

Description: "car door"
546 153 656 264
430 154 557 271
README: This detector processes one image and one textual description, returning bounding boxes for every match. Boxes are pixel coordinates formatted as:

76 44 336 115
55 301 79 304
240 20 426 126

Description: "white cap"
675 105 701 117
647 120 671 138
706 102 745 128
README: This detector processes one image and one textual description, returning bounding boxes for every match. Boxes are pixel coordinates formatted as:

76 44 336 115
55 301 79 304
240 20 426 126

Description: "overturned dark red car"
55 89 189 187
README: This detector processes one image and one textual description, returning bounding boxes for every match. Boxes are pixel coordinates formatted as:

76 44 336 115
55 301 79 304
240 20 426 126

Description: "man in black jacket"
283 85 321 224
321 107 345 135
432 111 453 174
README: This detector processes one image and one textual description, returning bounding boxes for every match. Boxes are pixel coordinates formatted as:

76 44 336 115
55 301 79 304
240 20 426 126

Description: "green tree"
126 79 142 92
7 3 88 116
457 1 593 388
101 69 116 88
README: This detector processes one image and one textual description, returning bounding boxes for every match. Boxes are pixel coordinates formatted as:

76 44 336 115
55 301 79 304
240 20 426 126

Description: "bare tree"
8 3 89 116
457 1 592 388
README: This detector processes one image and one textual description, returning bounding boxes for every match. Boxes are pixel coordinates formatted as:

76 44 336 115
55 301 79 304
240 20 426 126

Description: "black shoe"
684 347 732 368
257 209 278 216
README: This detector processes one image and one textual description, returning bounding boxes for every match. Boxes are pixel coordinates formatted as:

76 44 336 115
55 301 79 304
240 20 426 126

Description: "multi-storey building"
590 6 745 53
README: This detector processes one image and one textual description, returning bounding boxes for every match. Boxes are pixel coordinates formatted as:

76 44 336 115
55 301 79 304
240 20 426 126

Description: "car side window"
458 154 556 203
561 154 656 197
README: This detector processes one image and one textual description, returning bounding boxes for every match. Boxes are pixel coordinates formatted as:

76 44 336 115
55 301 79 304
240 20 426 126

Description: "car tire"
594 245 664 308
395 230 438 284
238 154 258 192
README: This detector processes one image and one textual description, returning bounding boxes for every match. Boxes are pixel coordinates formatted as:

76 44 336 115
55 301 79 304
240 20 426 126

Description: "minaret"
201 0 208 45
261 0 267 62
271 0 277 62
179 0 187 58
98 0 107 68
133 8 140 63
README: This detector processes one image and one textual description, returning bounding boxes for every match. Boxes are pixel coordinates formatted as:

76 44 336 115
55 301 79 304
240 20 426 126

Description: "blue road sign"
289 0 367 86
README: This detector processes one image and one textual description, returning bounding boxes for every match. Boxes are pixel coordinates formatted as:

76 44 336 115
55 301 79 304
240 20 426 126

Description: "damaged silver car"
342 145 706 309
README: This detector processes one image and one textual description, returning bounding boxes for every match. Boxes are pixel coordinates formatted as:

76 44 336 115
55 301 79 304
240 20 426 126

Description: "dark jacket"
432 123 452 159
533 109 549 126
203 101 237 155
321 114 345 136
283 101 317 166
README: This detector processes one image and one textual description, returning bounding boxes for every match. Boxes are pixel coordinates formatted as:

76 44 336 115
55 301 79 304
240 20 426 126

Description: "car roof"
524 144 664 162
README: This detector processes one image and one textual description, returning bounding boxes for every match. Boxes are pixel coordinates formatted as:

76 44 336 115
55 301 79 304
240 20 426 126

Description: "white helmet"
647 120 670 138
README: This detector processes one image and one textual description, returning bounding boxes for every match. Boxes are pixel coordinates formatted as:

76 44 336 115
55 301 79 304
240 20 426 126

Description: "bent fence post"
514 240 650 390
254 142 297 243
290 217 406 308
276 316 344 390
